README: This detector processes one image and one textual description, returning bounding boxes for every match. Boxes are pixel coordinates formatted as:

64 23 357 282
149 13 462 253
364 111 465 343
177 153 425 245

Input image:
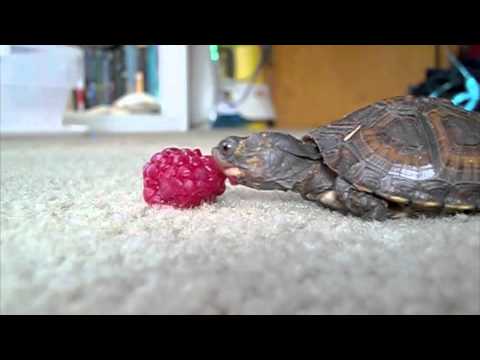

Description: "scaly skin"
212 131 395 220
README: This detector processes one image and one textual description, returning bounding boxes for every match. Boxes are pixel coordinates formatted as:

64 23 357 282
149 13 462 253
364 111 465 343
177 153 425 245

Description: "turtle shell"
303 96 480 210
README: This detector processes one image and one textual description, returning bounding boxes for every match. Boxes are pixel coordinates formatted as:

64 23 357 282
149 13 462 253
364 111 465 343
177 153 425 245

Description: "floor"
1 130 479 314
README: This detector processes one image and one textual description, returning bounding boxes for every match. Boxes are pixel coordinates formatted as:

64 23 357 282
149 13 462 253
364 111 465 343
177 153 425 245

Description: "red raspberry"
143 148 227 209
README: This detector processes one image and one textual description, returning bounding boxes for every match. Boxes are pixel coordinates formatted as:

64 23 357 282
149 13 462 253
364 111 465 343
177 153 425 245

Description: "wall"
270 45 439 128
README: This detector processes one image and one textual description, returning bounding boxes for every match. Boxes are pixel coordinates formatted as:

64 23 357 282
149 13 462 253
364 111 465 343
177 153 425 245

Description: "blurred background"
2 45 480 316
0 45 479 135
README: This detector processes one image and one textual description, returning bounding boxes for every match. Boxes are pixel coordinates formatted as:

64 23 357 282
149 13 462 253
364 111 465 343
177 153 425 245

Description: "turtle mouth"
211 147 242 185
223 167 243 177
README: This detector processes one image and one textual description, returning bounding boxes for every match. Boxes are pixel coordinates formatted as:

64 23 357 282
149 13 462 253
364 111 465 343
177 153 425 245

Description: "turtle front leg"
334 178 391 220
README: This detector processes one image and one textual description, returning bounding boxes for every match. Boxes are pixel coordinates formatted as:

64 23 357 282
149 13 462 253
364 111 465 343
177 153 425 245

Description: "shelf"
63 112 187 133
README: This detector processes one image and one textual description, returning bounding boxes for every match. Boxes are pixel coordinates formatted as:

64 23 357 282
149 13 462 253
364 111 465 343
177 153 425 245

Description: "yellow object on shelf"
246 122 269 131
233 45 264 83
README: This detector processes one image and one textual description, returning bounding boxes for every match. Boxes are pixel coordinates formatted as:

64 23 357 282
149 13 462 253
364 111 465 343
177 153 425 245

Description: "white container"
0 45 84 134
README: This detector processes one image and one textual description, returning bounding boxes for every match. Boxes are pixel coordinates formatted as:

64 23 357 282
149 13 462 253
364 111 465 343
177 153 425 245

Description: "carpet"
1 130 479 314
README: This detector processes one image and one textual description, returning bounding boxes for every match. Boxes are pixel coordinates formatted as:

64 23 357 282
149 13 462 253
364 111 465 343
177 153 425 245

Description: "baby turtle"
212 96 480 220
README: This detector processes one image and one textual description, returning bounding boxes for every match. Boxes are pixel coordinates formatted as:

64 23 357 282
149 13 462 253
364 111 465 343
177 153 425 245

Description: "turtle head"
212 132 322 191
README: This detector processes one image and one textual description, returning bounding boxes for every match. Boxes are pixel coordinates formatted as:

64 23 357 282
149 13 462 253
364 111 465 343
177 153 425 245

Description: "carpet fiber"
1 130 479 314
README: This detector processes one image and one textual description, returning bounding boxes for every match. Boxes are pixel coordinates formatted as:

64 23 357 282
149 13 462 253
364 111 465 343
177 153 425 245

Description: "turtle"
211 95 480 220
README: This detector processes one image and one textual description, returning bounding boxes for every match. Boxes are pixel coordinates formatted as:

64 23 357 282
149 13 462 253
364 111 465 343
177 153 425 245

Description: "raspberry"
143 148 227 209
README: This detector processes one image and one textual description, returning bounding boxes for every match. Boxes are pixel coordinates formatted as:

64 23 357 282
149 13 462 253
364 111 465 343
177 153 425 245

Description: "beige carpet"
1 130 479 314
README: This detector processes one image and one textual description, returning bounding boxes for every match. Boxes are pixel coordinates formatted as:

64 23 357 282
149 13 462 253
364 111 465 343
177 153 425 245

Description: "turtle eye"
220 139 236 155
218 136 244 157
222 142 232 152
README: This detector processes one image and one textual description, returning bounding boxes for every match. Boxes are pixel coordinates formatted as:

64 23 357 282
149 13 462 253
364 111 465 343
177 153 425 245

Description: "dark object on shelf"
410 47 480 112
84 47 98 108
461 45 480 61
81 45 159 110
112 47 126 100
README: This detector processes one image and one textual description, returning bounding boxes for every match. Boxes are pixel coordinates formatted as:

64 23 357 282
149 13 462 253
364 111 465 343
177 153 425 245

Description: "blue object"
124 45 138 93
212 114 248 128
430 49 480 112
101 51 112 104
211 101 248 128
430 81 455 98
451 74 480 112
146 46 159 98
